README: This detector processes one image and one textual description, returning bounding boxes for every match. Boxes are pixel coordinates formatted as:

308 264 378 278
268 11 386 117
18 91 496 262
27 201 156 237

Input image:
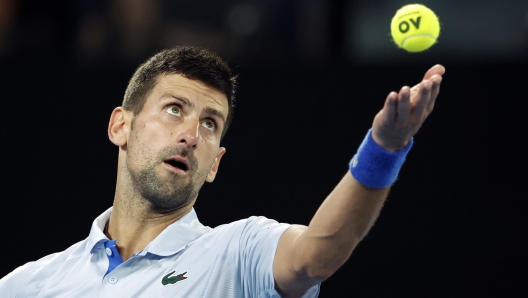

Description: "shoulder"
209 216 291 240
0 239 87 296
199 216 292 262
215 215 290 231
193 216 290 252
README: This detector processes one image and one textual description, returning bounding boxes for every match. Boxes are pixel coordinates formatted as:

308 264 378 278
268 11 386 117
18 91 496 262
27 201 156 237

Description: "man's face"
123 74 228 212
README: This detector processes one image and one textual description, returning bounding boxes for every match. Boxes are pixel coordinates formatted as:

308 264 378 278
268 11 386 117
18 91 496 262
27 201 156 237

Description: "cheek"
128 126 162 163
127 132 146 165
137 119 171 146
199 147 220 170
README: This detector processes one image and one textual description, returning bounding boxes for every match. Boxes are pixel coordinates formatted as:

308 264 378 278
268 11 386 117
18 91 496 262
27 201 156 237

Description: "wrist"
349 129 413 188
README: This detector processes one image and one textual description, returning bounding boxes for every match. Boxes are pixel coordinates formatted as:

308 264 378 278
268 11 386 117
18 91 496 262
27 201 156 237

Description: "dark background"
0 0 526 297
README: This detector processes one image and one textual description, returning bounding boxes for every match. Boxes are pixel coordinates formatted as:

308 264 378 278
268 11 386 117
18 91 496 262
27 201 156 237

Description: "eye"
202 119 216 131
166 105 182 116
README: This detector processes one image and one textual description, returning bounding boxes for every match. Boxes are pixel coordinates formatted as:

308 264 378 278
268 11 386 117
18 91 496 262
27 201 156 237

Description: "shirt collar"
85 207 112 254
85 207 210 257
144 208 210 256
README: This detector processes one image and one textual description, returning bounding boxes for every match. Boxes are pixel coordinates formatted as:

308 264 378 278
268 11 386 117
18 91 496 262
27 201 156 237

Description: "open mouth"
164 159 189 172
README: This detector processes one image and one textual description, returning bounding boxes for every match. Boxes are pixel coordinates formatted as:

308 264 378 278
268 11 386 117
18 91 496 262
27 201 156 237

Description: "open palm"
372 64 445 151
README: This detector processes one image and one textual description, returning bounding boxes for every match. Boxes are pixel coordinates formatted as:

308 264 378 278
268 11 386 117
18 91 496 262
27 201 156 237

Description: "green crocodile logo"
161 270 188 286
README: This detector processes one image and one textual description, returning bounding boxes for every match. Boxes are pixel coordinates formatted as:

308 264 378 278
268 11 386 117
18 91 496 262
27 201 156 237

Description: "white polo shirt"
0 208 320 297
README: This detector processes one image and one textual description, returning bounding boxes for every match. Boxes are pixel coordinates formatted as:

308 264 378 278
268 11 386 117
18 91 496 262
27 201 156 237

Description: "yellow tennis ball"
391 4 440 52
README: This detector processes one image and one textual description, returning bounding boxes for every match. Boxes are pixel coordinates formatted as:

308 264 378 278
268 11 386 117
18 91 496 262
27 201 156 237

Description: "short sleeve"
237 216 320 298
0 254 57 297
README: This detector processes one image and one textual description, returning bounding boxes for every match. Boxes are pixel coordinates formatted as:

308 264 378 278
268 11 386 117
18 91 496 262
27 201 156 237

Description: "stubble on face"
126 120 209 214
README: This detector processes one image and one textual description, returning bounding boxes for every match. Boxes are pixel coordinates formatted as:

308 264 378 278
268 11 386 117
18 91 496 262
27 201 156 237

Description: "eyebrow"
169 95 227 125
204 107 226 125
170 95 194 108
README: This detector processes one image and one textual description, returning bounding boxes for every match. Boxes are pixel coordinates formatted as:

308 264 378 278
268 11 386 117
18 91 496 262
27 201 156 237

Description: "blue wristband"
349 129 413 188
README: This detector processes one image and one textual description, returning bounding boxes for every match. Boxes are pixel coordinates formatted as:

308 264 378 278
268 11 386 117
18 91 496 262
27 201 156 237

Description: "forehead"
146 73 229 115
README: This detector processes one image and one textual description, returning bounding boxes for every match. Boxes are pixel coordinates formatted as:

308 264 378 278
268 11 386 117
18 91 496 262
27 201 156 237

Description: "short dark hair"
122 46 237 138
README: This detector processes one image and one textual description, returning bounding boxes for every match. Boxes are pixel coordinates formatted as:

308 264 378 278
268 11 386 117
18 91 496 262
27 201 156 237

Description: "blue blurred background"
0 0 526 297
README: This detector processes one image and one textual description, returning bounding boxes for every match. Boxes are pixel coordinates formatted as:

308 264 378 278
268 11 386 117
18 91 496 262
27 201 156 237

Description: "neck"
106 189 195 261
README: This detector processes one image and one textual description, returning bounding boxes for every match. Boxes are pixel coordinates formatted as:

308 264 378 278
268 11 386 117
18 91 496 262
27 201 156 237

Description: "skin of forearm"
294 172 389 279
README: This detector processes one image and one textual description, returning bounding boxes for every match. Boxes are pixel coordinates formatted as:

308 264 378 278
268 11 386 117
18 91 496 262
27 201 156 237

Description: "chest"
27 245 239 298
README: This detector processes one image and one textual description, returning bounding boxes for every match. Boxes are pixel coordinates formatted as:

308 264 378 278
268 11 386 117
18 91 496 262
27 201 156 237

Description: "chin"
142 186 197 213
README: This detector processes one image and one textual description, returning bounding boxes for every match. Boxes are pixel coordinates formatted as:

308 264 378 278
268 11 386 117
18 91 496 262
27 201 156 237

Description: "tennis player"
0 46 444 297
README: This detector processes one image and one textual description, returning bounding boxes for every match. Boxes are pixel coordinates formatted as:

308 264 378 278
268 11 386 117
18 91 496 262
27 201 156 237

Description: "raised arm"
273 65 445 297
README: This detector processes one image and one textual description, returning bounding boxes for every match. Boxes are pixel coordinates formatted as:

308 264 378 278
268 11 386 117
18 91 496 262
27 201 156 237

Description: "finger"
413 80 432 116
427 75 442 113
384 91 398 122
409 84 420 102
396 86 411 123
411 65 444 95
422 64 445 81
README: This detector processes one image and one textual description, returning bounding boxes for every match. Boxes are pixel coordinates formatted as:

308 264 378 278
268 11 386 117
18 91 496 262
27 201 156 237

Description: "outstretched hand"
372 64 445 151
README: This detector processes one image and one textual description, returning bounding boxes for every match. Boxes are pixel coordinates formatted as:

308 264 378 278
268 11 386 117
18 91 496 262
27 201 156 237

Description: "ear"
108 107 132 147
206 147 226 183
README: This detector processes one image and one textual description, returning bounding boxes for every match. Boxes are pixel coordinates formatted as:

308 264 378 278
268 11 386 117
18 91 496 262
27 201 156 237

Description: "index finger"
411 64 445 93
422 64 445 81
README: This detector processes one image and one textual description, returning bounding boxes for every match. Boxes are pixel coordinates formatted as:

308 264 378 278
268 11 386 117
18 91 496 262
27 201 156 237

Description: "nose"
176 117 200 149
